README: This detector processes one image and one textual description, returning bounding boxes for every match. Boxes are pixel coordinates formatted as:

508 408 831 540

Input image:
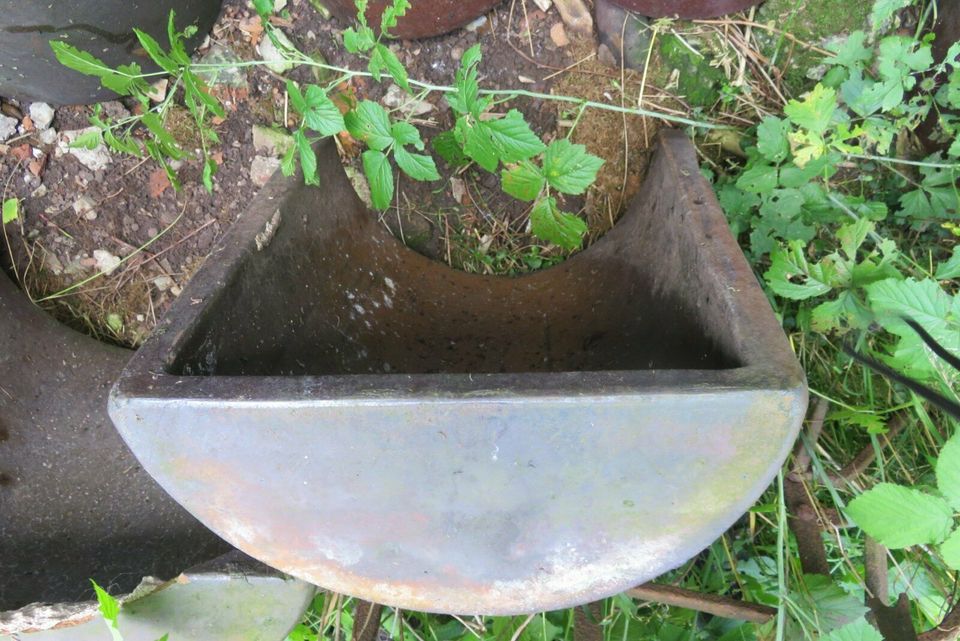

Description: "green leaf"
756 116 791 164
202 157 217 192
71 130 104 150
821 618 883 641
343 26 376 54
784 84 837 136
371 44 410 92
542 139 604 195
253 0 275 18
50 41 140 95
940 528 960 570
826 31 873 70
281 143 297 177
530 197 586 250
380 0 411 34
736 164 778 194
937 435 960 510
800 574 870 633
765 241 837 300
134 29 177 73
390 121 423 150
394 147 439 181
92 580 123 641
302 85 345 135
846 483 954 548
2 198 19 225
484 110 546 163
296 130 318 185
433 130 467 166
936 249 960 280
502 161 546 202
344 100 394 151
457 118 499 172
363 149 394 209
870 0 910 30
448 44 485 116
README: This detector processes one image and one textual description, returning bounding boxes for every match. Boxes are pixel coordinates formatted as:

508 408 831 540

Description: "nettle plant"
50 0 605 251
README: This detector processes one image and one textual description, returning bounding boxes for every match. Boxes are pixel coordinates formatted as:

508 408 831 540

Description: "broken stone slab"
252 125 295 157
251 155 282 187
56 128 112 172
0 552 315 640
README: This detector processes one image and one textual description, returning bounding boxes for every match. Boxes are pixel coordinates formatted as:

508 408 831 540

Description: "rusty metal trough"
109 130 807 615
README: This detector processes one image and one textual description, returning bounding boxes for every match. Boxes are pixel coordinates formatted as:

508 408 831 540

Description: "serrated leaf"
253 0 275 18
371 44 410 92
302 86 345 135
936 249 960 280
344 100 393 151
363 149 394 209
821 619 883 641
433 130 467 166
784 84 837 136
736 164 778 194
542 139 604 195
458 118 499 172
530 197 586 250
2 198 19 225
484 110 546 163
343 26 376 54
940 528 960 570
380 0 411 34
71 130 104 150
801 574 870 633
202 157 217 192
502 161 545 201
390 121 422 150
394 147 439 181
296 130 318 185
756 116 791 164
134 29 177 73
937 435 960 510
826 31 873 70
92 580 123 641
281 143 297 176
766 241 837 300
846 483 954 548
870 0 910 30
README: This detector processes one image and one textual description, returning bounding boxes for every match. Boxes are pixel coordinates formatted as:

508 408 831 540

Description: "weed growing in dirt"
91 580 168 641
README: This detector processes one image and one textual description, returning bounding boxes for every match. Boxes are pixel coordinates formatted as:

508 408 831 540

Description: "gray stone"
0 115 17 142
93 249 121 275
257 30 297 74
56 128 112 172
252 125 294 157
28 102 55 130
38 128 58 146
250 155 281 187
72 195 98 221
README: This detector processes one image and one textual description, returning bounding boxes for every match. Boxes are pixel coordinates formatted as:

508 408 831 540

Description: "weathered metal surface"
0 551 316 640
917 1 959 153
0 272 229 611
324 0 502 39
0 0 223 105
110 130 807 615
606 0 763 19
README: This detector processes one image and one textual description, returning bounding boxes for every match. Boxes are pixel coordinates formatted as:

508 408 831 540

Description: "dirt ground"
0 0 671 346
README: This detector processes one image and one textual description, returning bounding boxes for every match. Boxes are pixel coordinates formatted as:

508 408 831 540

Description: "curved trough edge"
0 551 316 640
109 130 807 615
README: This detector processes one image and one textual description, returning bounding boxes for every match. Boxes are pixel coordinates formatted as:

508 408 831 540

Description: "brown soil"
0 0 669 346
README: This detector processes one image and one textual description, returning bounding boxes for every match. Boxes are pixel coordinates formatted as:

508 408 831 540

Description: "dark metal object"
606 0 762 19
324 0 502 39
0 0 223 105
917 1 959 153
1 551 316 640
110 130 807 615
0 273 230 611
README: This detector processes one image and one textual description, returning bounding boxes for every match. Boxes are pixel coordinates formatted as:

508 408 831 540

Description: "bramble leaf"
394 147 439 181
484 110 546 163
542 139 604 195
296 129 318 185
846 483 954 549
390 121 423 150
821 619 883 641
940 528 960 570
345 100 394 151
756 116 791 164
937 435 960 510
371 44 410 92
530 197 586 250
502 161 545 202
433 131 468 166
92 580 123 641
765 240 837 300
301 85 345 136
784 84 837 136
363 149 394 209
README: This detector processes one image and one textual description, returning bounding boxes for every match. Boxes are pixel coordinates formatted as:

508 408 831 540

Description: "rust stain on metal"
607 0 763 18
323 0 501 39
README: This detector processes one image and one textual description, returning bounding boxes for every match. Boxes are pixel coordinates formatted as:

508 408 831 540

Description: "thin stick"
627 584 776 624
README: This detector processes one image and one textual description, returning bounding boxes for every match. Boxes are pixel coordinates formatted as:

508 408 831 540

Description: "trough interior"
166 138 744 377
